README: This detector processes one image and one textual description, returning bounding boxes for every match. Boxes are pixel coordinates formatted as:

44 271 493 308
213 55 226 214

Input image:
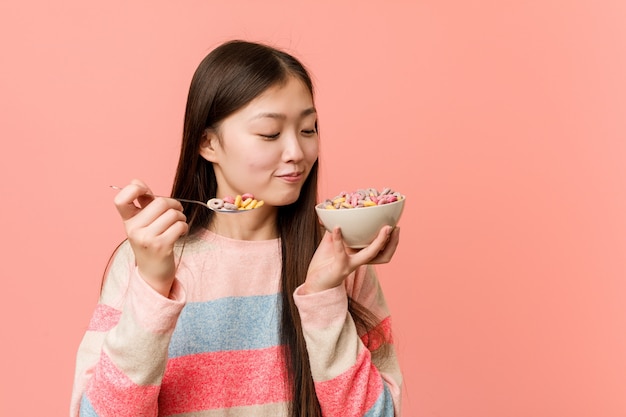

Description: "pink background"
1 1 625 416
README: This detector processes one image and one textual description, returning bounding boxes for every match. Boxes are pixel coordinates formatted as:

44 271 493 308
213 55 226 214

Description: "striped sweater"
70 229 402 416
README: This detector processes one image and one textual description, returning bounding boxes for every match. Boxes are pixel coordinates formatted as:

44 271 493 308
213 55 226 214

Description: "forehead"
241 76 314 116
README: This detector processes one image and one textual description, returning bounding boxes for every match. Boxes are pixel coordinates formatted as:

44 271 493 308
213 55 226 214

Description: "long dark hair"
169 40 388 416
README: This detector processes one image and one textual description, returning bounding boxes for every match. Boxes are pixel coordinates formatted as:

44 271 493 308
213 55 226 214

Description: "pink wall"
1 1 625 416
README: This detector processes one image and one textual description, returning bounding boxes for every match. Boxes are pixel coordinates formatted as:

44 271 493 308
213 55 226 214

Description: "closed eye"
259 132 280 139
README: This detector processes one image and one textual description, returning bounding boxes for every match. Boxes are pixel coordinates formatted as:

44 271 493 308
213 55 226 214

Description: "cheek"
243 151 277 172
304 140 319 162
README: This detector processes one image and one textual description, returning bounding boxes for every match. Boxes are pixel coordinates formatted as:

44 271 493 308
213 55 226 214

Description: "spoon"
109 185 260 213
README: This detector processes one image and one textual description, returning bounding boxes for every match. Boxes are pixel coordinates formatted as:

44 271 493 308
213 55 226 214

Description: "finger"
129 178 150 188
158 219 189 242
137 197 184 221
381 226 401 255
114 182 152 220
139 207 188 239
129 179 156 209
332 227 346 254
125 197 185 232
314 230 335 256
134 217 189 249
350 225 394 264
369 227 401 264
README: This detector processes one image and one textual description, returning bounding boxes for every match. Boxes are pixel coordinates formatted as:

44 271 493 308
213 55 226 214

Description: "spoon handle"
171 197 210 207
109 185 210 207
109 185 258 213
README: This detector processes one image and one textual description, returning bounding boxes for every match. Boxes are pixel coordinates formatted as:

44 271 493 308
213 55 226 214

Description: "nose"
282 132 305 163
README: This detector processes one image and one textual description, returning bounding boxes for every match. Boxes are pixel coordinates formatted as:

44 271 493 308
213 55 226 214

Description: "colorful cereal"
319 188 403 210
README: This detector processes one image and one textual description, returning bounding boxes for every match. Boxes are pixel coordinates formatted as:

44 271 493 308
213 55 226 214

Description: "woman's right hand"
113 179 189 297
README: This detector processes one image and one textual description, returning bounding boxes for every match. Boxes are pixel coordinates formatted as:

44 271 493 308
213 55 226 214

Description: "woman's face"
200 76 319 207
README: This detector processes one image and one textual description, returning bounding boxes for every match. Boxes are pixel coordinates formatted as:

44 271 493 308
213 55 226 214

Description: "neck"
208 206 278 240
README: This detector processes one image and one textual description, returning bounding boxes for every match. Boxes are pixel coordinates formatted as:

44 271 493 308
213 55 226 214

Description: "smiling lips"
277 171 304 183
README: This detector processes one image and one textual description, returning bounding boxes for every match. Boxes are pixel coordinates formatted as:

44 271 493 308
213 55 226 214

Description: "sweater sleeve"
293 265 403 416
70 241 186 417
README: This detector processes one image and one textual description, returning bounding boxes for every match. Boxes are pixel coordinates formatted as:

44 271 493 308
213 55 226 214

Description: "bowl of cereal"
315 187 405 248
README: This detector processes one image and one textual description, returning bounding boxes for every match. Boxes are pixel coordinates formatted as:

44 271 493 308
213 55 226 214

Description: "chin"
266 192 301 207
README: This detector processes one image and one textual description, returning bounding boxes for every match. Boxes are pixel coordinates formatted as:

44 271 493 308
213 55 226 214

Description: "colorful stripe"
364 383 394 417
315 348 387 417
168 294 281 357
87 304 121 332
166 401 288 417
359 316 393 351
79 395 98 417
85 352 160 417
72 234 401 416
159 346 289 415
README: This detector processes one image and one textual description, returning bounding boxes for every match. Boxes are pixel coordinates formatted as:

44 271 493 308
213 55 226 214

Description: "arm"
70 241 186 417
294 265 402 416
71 180 188 417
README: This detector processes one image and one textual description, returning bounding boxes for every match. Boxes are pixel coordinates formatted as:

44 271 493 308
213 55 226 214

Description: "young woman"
71 40 403 417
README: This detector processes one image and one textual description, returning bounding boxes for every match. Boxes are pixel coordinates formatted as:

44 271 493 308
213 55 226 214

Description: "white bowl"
315 197 406 248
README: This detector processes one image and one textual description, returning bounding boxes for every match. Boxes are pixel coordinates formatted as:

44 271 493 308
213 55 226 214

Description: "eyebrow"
251 107 317 121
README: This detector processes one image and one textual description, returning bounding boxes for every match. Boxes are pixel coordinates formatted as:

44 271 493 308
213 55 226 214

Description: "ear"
199 129 220 163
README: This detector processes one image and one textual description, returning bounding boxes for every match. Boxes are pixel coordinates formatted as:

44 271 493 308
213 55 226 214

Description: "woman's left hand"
302 225 400 294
